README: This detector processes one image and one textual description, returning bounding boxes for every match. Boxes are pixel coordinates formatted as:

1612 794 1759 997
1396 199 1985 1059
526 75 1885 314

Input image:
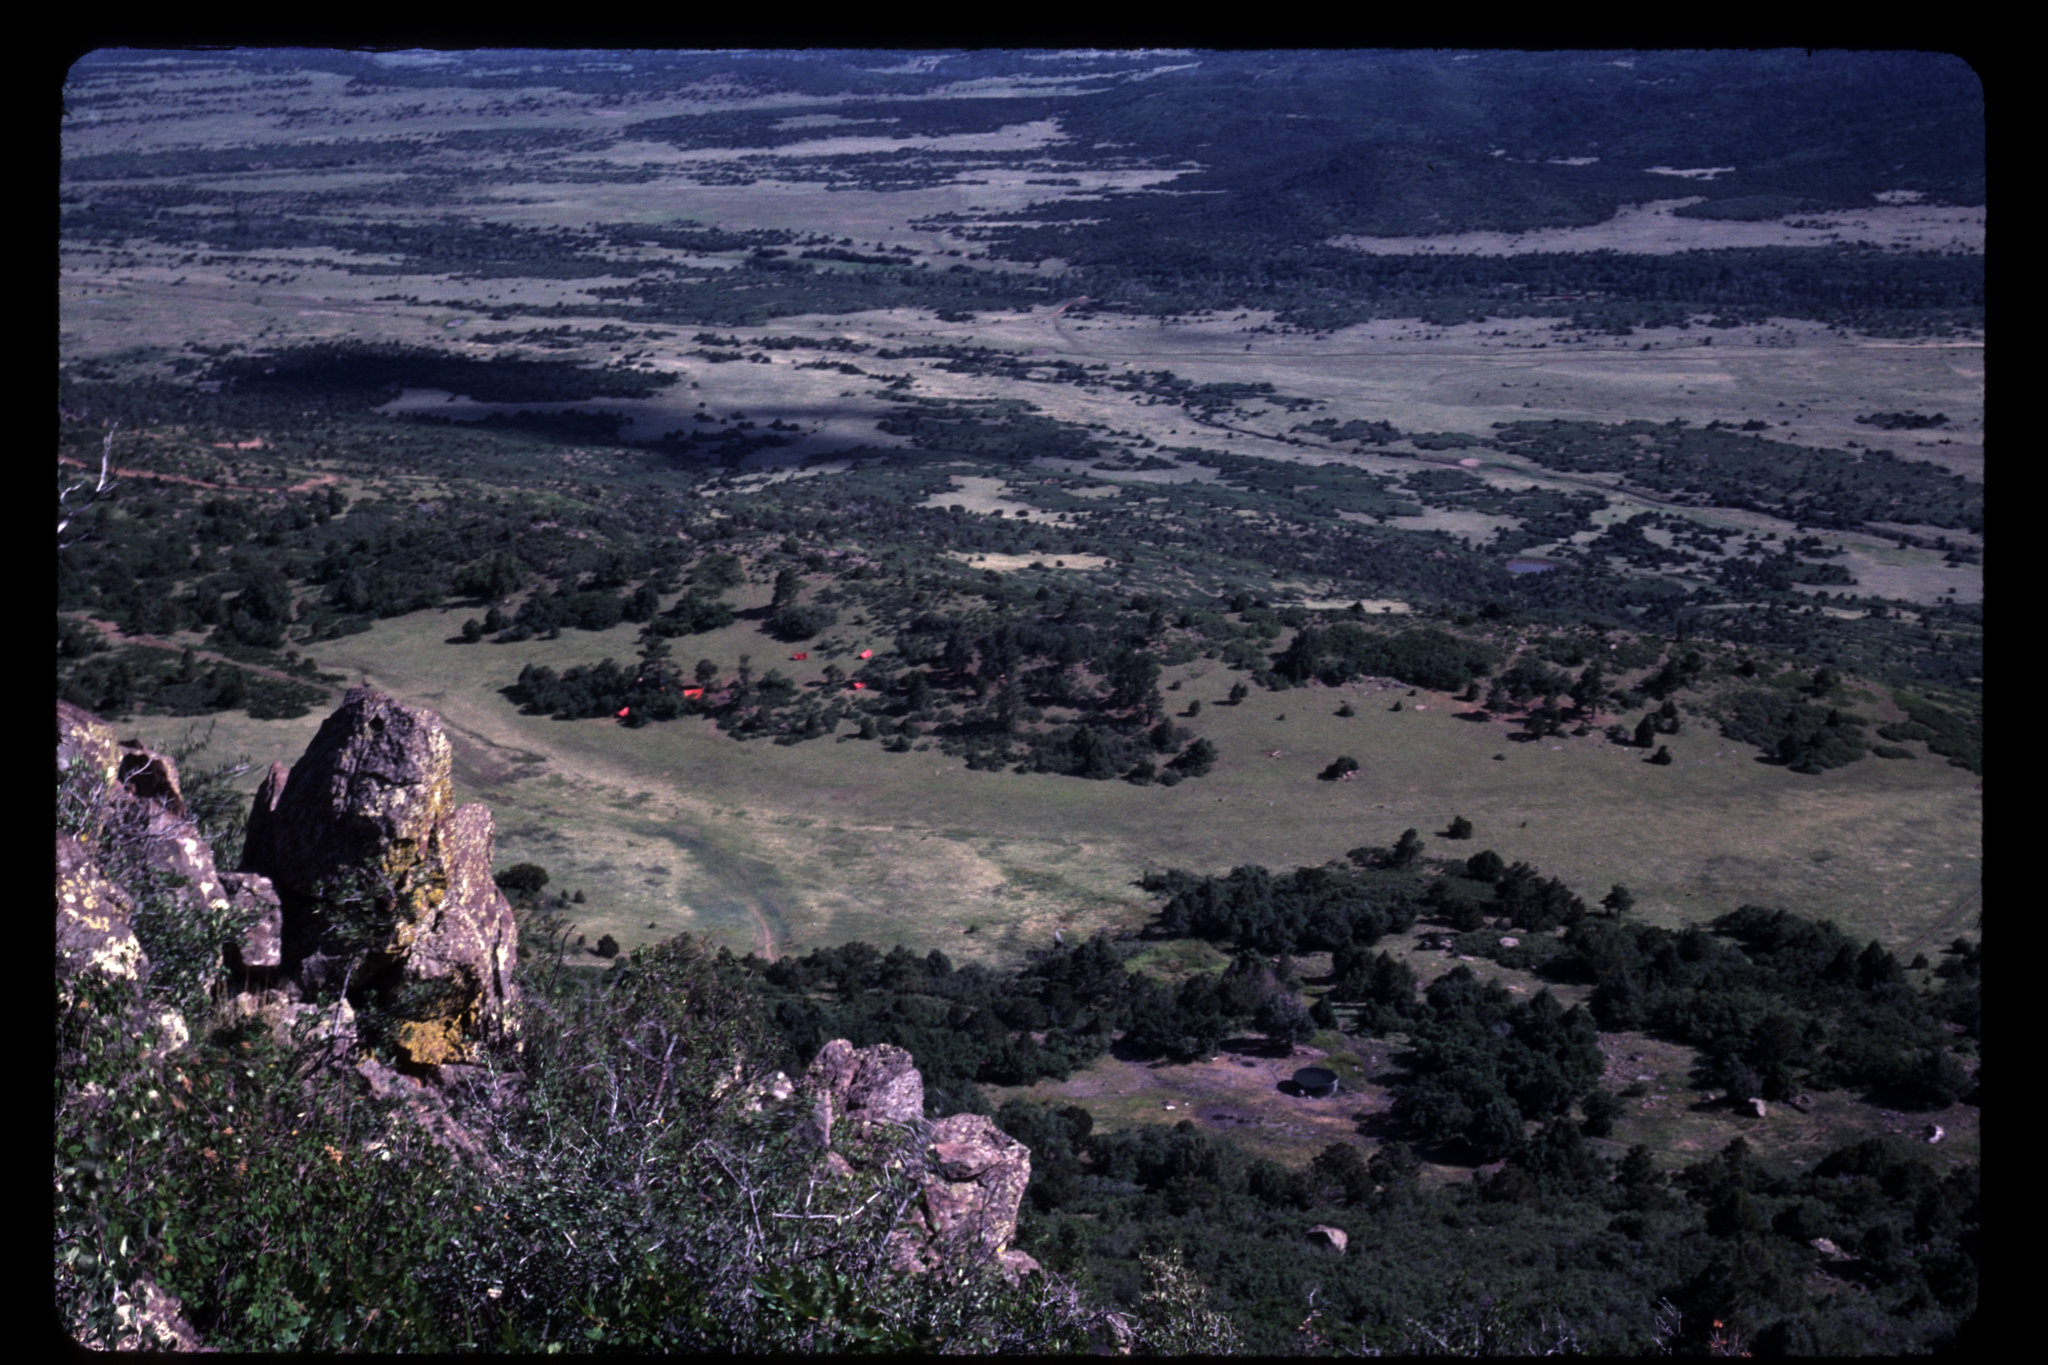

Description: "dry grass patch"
116 609 1977 970
1329 198 1985 256
988 1034 1388 1170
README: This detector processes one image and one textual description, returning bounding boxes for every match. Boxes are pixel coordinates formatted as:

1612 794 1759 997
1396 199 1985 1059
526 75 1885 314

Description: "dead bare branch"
59 423 121 550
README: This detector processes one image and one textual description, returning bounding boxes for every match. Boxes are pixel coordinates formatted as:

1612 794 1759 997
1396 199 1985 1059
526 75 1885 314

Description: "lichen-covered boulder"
794 1040 1036 1283
239 688 519 1063
58 701 273 995
56 832 148 986
895 1113 1039 1284
241 688 457 947
394 802 520 1060
57 699 126 825
56 831 189 1067
71 1273 206 1352
800 1038 925 1148
1306 1224 1348 1254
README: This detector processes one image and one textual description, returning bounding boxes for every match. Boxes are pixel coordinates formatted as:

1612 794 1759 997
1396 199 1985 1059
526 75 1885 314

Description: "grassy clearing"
116 604 1978 976
1589 1027 1978 1175
987 1035 1383 1171
992 941 1978 1177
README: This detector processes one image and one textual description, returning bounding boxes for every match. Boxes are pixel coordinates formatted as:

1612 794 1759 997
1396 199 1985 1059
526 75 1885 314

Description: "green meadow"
119 597 1979 971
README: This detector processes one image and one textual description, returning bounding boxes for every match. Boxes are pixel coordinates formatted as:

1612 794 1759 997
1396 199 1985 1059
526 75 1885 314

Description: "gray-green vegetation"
60 47 1980 1355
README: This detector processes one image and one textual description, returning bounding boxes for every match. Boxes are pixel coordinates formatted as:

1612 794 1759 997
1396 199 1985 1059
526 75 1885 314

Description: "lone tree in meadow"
1389 828 1425 869
1446 815 1474 840
494 862 550 895
1571 665 1606 719
1601 884 1636 918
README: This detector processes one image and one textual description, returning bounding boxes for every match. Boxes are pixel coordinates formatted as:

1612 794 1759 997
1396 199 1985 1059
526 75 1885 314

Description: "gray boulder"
239 688 520 1064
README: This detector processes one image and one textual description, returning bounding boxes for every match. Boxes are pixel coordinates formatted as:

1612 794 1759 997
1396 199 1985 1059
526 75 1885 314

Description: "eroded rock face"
800 1040 1037 1285
895 1113 1040 1284
56 832 147 986
800 1037 925 1148
239 688 519 1064
57 702 281 996
220 872 283 975
57 700 126 818
56 704 232 1070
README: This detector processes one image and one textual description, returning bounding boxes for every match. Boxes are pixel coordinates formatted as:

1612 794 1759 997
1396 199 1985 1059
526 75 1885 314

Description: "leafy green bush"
493 862 550 895
56 978 473 1349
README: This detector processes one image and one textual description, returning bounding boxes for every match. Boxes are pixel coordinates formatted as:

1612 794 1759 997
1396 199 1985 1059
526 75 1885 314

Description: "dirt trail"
746 903 778 962
58 454 346 497
318 644 798 959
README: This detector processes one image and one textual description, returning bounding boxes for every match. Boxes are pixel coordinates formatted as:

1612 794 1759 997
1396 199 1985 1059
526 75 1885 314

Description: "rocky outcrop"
58 689 522 1069
56 704 261 1066
58 703 278 984
56 831 148 987
799 1039 1038 1285
57 699 128 819
1306 1224 1348 1254
894 1113 1042 1284
238 688 520 1065
800 1038 926 1147
75 1273 207 1352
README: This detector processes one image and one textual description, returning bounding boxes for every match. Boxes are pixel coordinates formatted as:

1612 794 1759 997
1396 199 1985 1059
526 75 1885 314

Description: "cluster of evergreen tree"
1140 862 1423 955
55 396 1979 775
1272 622 1500 691
1393 971 1606 1160
1486 418 1983 534
56 642 326 722
995 1096 1976 1355
1468 907 1982 1105
1716 689 1871 772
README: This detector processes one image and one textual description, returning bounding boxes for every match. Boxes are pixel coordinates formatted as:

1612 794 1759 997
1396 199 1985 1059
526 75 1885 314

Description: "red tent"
851 681 866 690
859 649 873 659
683 688 705 700
617 707 630 718
792 652 808 661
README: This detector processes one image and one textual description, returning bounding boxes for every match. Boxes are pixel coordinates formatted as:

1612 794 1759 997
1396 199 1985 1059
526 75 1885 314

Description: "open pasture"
117 600 1979 972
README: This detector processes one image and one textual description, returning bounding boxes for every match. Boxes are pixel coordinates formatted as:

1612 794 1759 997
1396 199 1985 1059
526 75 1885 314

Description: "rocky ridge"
57 691 1048 1345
